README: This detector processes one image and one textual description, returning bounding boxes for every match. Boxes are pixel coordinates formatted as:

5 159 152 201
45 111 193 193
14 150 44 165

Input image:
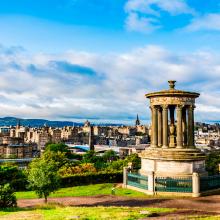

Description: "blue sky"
0 0 220 124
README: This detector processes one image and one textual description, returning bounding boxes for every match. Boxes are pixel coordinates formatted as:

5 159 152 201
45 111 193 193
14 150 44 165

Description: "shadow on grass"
0 203 64 213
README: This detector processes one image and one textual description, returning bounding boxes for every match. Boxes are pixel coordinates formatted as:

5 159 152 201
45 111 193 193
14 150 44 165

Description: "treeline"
0 143 141 206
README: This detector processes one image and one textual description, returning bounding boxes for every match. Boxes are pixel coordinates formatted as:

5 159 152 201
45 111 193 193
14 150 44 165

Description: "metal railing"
200 175 220 192
127 173 148 190
155 176 192 193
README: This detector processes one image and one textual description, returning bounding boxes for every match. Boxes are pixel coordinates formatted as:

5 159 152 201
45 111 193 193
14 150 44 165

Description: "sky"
0 0 220 124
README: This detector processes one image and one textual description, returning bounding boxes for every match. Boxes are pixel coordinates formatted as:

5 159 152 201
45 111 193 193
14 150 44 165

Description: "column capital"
189 104 196 110
162 104 169 110
176 104 184 110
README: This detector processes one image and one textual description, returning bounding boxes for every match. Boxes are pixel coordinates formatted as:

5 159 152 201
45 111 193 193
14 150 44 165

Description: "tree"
42 150 69 169
45 143 69 153
0 184 17 208
45 143 74 159
102 150 118 163
125 153 141 169
205 151 220 175
28 158 60 203
0 165 27 191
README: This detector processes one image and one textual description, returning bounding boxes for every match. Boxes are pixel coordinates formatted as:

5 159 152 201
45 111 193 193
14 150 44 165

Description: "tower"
89 125 94 151
135 114 140 126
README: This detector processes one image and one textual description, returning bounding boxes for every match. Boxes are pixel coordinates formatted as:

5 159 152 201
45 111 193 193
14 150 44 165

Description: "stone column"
162 105 168 148
151 106 158 148
182 108 187 147
148 171 155 195
192 172 200 197
123 167 128 188
158 107 163 147
169 106 176 148
176 105 183 148
188 105 195 148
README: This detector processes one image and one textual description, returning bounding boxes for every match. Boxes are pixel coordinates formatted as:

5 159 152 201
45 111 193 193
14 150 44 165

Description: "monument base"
140 148 207 176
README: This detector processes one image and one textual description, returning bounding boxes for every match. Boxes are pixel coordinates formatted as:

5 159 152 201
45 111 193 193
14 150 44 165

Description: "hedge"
61 171 123 187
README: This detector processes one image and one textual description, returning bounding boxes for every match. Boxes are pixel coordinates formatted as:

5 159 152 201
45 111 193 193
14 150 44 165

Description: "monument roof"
145 80 200 99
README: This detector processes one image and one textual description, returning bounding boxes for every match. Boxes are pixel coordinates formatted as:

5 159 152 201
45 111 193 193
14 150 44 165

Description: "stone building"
0 143 34 159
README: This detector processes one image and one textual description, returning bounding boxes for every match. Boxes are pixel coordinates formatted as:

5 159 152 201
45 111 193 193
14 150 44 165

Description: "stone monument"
140 80 206 176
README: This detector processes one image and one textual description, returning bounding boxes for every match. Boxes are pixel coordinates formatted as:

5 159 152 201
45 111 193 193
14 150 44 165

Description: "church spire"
135 114 140 126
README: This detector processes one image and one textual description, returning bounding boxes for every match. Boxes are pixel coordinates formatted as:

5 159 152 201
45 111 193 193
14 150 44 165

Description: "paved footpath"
18 195 220 219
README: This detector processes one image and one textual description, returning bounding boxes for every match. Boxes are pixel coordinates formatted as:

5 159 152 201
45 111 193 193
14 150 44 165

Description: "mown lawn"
16 183 147 199
0 205 175 220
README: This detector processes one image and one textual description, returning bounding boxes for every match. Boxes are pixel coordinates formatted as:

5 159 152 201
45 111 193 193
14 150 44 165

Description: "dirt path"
18 195 220 219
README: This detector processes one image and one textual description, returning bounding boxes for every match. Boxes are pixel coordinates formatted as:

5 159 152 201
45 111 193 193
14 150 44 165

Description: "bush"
0 184 17 208
125 153 141 169
59 163 97 176
106 160 126 171
102 150 118 162
0 165 27 191
206 151 220 175
61 171 123 187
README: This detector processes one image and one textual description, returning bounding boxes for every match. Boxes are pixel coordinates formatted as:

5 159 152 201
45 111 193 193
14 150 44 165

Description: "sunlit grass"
0 205 175 220
16 183 147 199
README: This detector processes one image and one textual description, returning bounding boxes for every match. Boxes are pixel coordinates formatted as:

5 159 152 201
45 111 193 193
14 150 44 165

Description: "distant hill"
0 117 123 127
0 117 82 127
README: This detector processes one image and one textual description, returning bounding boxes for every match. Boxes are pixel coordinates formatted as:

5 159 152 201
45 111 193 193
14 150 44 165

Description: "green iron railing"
200 175 220 192
155 177 192 193
127 173 148 190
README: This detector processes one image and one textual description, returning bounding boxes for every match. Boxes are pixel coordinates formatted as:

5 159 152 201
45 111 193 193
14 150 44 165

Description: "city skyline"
0 1 220 123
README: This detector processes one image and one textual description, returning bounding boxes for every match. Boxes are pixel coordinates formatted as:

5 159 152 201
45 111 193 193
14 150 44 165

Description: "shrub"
102 150 118 162
59 163 97 176
0 184 17 208
61 171 123 187
106 160 126 171
125 153 141 169
0 165 27 191
205 151 220 175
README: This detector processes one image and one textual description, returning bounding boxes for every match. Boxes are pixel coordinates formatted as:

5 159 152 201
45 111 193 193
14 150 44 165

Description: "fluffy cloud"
0 44 220 123
185 13 220 32
124 0 194 33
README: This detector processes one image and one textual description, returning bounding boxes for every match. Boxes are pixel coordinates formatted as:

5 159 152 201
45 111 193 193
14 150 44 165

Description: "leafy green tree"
106 160 126 171
45 143 75 159
0 184 17 208
0 165 27 191
42 151 69 169
82 151 99 163
45 143 69 153
28 158 60 203
205 152 220 175
102 150 118 162
125 153 141 169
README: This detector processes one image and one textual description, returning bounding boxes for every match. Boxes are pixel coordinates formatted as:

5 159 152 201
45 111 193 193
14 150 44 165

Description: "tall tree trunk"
44 194 47 203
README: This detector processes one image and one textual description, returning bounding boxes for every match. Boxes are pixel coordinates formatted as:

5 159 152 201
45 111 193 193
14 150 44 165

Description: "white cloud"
125 0 194 16
124 0 194 33
125 12 161 33
185 13 220 31
1 45 220 123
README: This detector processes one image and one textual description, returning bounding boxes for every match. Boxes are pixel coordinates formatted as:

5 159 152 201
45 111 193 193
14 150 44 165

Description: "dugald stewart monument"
124 80 220 197
141 80 206 176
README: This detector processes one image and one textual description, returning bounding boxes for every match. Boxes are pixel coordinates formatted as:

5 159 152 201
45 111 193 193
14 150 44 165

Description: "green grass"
0 205 175 220
16 183 147 199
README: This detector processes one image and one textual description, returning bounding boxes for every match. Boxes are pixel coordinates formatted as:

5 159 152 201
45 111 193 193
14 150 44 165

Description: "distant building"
135 114 140 126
